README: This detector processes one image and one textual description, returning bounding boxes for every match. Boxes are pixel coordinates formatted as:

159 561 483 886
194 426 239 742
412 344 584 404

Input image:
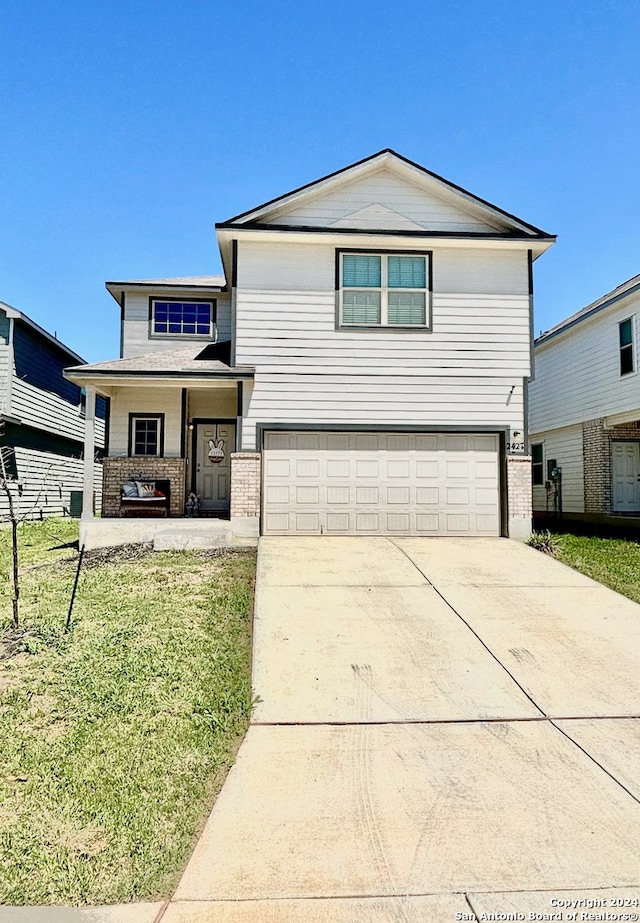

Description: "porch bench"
120 479 171 517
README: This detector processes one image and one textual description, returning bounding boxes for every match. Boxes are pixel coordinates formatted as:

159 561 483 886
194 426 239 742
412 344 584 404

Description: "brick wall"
230 452 261 518
507 455 533 526
583 418 640 514
103 457 186 517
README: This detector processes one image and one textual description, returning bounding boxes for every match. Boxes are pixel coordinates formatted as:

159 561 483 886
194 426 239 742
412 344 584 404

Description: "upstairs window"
619 318 634 376
151 300 215 337
339 252 431 328
531 444 543 485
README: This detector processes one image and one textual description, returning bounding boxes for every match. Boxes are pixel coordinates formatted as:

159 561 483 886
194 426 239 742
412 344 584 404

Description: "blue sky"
1 0 639 361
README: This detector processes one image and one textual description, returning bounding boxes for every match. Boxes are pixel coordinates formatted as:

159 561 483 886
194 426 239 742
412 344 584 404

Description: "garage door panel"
263 431 500 536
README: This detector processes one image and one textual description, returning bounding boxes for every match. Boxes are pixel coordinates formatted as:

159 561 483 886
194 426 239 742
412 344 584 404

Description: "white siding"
122 291 232 358
242 374 524 450
434 249 528 295
235 241 532 376
0 448 102 520
531 425 584 514
268 170 501 233
108 388 182 457
235 238 530 449
11 378 105 447
530 293 640 432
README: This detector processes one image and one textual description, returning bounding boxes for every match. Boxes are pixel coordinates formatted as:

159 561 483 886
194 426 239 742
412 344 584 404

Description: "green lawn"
0 519 255 905
551 531 640 604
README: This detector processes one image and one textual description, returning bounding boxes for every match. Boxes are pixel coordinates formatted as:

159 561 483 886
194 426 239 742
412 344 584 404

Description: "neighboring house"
529 273 640 527
66 149 554 539
0 301 105 520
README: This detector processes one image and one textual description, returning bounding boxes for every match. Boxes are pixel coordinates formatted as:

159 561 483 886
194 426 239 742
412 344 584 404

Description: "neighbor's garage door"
262 431 500 536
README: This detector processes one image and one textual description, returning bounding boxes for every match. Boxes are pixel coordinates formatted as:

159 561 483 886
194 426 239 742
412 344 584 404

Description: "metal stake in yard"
65 544 85 633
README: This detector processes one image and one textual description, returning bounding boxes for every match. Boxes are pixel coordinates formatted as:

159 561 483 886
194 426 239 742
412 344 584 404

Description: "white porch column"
82 385 96 520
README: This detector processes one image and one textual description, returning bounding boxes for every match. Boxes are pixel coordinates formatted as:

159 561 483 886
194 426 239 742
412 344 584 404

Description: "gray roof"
536 272 640 346
106 275 227 288
65 345 253 378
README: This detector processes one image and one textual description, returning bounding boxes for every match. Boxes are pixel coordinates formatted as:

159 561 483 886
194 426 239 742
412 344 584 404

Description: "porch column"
82 385 96 520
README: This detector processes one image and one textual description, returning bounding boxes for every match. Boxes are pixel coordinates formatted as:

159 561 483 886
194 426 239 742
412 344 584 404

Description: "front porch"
80 515 259 551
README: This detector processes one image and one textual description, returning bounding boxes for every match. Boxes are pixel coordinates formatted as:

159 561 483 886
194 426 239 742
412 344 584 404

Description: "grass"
0 519 256 905
532 529 640 604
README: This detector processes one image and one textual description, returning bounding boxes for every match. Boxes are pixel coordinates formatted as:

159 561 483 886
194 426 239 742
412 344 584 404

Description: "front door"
612 442 640 512
195 422 235 511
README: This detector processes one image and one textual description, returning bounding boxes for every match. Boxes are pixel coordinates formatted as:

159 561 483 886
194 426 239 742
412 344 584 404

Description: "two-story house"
529 273 640 527
66 150 554 540
0 301 105 520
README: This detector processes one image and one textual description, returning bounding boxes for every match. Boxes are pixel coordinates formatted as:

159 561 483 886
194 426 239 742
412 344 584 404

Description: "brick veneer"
230 453 261 518
583 418 640 514
507 455 533 525
102 457 186 517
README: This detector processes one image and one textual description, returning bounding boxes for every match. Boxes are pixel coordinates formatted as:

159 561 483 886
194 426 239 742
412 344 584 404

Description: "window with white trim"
151 300 215 336
619 317 634 376
339 252 430 327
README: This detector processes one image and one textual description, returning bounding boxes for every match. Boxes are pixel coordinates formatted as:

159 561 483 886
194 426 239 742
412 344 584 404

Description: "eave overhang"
216 224 556 261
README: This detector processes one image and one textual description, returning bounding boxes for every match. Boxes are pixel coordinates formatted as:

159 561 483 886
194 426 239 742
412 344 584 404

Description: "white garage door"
262 431 500 536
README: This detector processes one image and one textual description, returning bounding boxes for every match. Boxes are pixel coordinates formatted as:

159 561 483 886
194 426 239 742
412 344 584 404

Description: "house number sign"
507 430 525 454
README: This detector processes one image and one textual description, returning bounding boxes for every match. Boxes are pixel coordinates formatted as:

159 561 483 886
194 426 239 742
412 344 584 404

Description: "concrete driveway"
169 537 640 922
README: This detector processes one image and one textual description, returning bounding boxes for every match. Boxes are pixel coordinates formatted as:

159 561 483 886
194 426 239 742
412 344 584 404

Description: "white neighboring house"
65 149 555 540
529 273 640 527
0 302 105 520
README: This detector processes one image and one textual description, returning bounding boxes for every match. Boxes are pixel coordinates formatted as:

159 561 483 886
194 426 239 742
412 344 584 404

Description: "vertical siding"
531 424 584 514
0 448 102 520
122 292 232 358
108 387 182 457
530 292 640 432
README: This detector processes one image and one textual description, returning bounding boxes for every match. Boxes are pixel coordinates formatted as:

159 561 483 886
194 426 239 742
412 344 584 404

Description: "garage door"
262 431 500 536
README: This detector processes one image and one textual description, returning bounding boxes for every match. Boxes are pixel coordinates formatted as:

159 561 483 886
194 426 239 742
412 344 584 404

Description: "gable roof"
536 272 640 347
0 300 85 364
217 149 554 240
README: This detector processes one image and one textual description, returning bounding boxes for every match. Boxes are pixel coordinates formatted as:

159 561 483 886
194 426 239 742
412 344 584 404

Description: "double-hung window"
128 414 164 457
339 252 431 328
151 300 215 337
619 318 634 376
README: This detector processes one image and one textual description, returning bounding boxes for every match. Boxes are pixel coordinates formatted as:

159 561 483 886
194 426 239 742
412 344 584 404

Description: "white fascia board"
604 409 640 428
216 225 553 255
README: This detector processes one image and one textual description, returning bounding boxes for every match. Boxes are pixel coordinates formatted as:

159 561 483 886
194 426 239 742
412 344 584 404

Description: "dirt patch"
82 543 154 569
59 827 108 857
0 630 29 663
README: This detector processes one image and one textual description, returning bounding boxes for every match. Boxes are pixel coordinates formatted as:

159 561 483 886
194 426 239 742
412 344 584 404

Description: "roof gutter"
535 280 640 347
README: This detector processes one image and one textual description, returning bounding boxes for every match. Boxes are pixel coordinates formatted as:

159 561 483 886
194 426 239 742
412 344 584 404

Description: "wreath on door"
208 439 225 464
